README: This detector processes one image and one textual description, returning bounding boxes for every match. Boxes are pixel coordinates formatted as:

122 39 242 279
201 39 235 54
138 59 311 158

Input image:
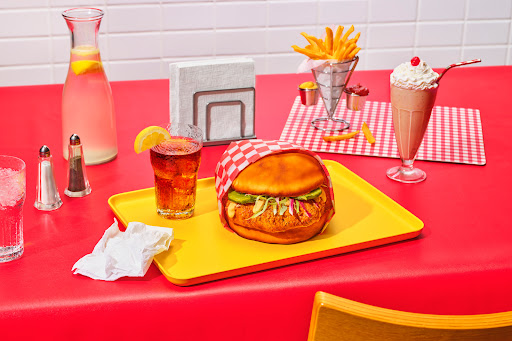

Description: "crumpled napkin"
72 219 174 281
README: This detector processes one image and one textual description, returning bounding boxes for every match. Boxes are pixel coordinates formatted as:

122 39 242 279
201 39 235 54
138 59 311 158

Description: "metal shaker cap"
39 145 51 157
70 134 81 145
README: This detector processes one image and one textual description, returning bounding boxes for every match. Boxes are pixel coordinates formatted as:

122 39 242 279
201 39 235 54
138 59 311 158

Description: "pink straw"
436 59 481 84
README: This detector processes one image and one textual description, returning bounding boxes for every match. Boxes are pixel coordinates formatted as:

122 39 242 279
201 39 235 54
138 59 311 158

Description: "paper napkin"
72 219 174 281
169 58 255 142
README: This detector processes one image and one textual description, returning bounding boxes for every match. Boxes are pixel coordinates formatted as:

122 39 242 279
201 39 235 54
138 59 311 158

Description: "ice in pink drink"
0 165 26 262
62 46 117 165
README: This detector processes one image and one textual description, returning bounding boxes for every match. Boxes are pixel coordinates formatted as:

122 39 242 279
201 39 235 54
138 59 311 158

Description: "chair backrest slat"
308 291 512 341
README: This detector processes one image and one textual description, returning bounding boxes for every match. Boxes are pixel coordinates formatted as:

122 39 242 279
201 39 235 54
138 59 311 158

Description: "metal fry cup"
344 90 368 111
299 87 319 106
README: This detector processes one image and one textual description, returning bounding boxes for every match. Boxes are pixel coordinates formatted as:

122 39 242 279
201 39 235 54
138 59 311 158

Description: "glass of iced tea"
150 123 202 219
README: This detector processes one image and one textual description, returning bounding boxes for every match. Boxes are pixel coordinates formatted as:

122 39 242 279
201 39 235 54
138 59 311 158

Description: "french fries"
323 123 376 144
292 25 361 61
323 130 359 142
362 122 375 144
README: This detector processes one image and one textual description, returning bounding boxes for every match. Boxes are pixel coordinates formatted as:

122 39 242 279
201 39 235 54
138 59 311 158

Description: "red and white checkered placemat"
280 97 486 165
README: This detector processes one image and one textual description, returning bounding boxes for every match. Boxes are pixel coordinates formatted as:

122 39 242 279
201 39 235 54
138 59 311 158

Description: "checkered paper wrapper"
280 97 486 165
214 139 335 232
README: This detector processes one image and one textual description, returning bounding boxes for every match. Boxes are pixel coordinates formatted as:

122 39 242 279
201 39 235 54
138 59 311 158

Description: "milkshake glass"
387 57 439 183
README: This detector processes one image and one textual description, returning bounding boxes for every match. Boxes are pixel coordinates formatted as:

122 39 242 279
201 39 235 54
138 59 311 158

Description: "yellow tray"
108 160 423 286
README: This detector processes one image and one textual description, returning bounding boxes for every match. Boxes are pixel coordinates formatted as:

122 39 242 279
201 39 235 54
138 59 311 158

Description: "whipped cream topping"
390 60 439 90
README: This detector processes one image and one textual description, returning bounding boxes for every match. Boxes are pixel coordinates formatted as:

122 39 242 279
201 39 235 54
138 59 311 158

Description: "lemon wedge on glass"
134 126 171 154
71 60 103 75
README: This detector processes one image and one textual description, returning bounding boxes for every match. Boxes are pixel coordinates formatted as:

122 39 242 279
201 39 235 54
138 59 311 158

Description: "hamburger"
223 152 334 244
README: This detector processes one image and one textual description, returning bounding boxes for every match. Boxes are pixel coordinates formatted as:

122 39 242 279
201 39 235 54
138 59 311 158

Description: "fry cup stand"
311 56 359 132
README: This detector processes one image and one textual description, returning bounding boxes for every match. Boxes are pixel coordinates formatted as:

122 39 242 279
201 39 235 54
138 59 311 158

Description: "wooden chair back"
308 291 512 341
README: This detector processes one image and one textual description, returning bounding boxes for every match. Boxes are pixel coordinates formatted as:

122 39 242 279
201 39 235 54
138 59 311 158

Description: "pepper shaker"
34 145 63 211
64 134 91 198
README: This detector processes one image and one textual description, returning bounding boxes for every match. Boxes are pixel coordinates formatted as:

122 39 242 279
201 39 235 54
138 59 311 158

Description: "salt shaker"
64 134 91 198
34 145 63 211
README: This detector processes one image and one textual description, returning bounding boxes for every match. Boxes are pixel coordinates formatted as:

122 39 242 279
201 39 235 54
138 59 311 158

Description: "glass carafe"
62 8 117 165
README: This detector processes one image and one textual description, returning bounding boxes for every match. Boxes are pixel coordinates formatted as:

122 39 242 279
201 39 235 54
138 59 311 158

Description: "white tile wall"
318 0 368 25
367 23 416 48
369 0 417 23
268 1 317 27
163 30 215 57
0 0 511 86
418 0 466 21
108 32 161 59
162 4 215 30
107 5 161 32
417 23 464 47
464 21 510 45
467 0 512 19
216 2 266 28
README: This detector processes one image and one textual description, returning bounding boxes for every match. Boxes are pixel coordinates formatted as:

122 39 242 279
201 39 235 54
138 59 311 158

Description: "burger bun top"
231 152 325 197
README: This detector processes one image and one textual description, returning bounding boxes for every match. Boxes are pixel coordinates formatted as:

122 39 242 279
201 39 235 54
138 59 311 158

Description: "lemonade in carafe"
62 8 117 165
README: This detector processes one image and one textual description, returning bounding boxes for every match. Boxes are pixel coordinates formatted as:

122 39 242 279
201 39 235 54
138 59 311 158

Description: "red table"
1 66 511 340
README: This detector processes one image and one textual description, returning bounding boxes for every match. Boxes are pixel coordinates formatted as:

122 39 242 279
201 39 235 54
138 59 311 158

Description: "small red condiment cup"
344 88 369 111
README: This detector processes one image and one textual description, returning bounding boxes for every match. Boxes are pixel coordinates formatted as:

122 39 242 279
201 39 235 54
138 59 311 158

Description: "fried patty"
225 199 327 233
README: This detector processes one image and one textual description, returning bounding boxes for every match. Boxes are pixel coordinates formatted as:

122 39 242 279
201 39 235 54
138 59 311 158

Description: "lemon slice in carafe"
71 60 103 75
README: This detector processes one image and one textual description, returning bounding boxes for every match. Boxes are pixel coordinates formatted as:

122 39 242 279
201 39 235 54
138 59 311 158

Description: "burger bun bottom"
226 207 331 244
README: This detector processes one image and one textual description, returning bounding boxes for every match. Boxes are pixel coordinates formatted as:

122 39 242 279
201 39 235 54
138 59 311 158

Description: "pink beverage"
387 57 439 183
390 84 438 160
0 156 26 263
62 8 117 165
62 46 117 164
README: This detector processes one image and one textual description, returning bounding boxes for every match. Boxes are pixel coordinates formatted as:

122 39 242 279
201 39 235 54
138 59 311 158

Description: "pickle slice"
227 191 257 204
227 187 322 204
292 188 322 201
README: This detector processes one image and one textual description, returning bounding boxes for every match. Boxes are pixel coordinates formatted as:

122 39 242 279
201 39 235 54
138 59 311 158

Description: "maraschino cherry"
411 56 420 66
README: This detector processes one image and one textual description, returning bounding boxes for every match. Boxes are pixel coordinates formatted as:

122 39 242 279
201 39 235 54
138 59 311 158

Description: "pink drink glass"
386 84 438 183
0 156 26 262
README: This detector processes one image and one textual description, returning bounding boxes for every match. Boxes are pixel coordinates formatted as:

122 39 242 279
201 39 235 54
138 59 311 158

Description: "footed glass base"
386 165 426 183
311 117 350 132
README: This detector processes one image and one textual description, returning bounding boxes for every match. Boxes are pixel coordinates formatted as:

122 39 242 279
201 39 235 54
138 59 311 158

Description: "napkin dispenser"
169 58 256 146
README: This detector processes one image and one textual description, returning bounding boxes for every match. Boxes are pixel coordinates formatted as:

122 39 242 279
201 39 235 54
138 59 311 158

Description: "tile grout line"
460 0 469 61
48 3 55 84
506 4 512 64
214 0 218 59
103 2 111 78
265 0 269 74
414 0 420 58
159 0 164 79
